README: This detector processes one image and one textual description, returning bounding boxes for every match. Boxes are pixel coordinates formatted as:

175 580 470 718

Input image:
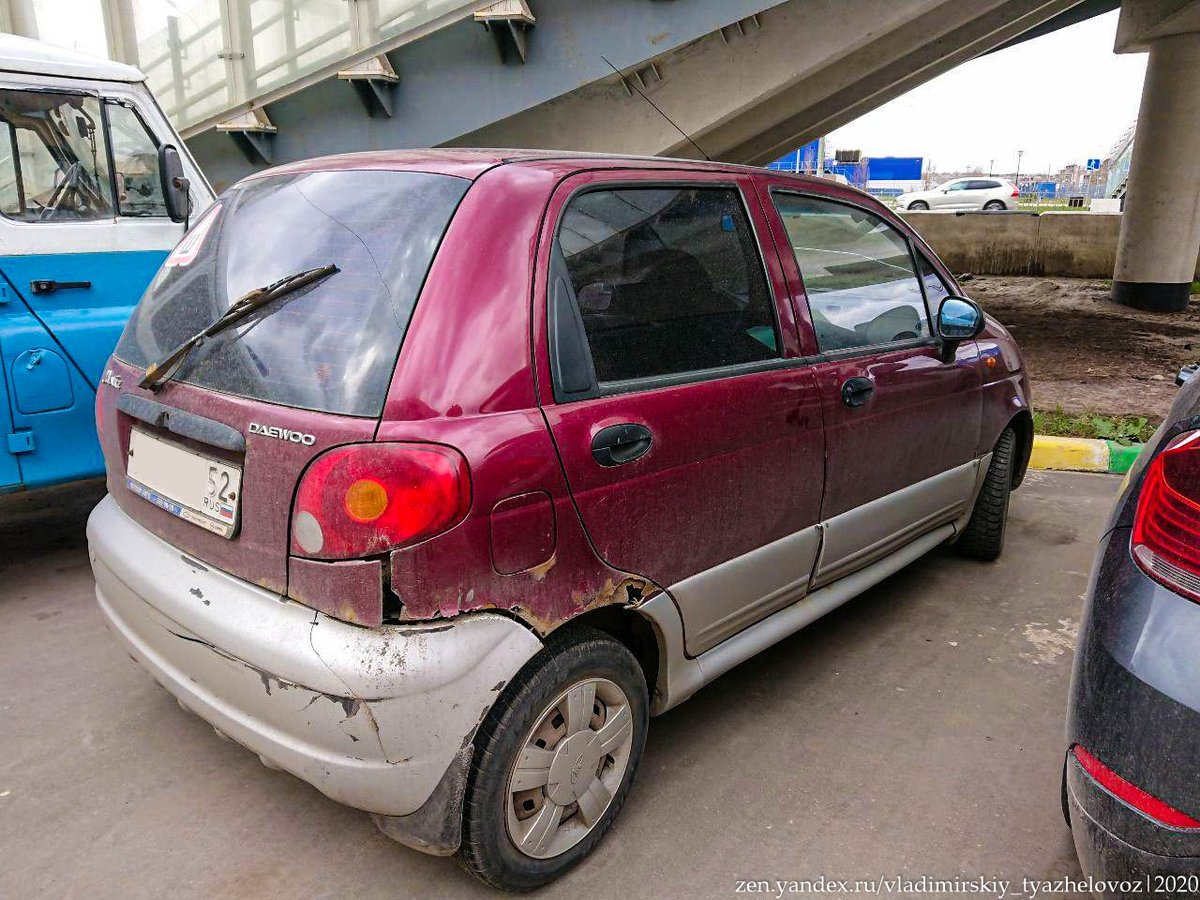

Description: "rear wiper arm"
139 263 338 391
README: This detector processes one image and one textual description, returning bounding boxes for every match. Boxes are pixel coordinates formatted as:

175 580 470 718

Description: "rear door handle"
591 423 653 467
841 376 875 408
30 279 91 295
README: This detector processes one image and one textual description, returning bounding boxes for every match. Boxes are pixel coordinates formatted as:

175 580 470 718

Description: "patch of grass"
1033 406 1155 445
1191 280 1200 296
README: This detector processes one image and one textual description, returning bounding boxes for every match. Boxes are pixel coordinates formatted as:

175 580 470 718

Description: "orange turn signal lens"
344 478 388 523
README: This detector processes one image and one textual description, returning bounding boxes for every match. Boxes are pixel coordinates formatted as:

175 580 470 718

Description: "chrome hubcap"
505 677 634 859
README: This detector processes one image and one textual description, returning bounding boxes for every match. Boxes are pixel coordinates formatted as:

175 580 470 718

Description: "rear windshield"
115 169 468 416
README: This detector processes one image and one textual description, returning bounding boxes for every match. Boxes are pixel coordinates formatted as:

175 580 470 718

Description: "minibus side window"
105 101 169 218
0 89 114 222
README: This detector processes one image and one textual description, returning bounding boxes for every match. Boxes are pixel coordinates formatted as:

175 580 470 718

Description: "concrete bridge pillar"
1112 3 1200 311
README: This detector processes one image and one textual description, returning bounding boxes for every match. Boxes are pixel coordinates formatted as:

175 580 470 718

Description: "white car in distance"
896 178 1019 211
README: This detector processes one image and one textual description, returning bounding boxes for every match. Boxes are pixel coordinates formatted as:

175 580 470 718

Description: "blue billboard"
864 156 923 181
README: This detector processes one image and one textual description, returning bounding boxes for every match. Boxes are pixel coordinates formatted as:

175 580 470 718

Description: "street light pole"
989 158 994 177
1015 150 1024 193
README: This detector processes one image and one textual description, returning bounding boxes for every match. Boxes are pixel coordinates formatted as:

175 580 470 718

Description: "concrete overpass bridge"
1 0 1197 309
0 0 1115 187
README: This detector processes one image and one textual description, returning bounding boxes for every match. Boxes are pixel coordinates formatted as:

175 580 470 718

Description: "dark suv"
1066 371 1200 897
87 150 1031 890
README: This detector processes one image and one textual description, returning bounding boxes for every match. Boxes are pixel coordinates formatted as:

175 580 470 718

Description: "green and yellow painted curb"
1029 435 1144 474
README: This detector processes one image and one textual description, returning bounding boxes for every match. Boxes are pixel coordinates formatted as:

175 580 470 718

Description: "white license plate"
126 428 243 538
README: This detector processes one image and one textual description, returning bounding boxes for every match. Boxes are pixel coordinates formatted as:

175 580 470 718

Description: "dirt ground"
966 275 1199 421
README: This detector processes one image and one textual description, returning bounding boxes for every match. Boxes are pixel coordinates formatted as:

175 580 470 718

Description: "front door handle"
591 423 653 467
30 279 91 295
841 376 875 408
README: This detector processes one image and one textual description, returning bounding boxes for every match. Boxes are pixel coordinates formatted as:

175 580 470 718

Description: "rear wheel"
459 628 648 892
984 200 1006 211
908 200 929 211
956 426 1017 561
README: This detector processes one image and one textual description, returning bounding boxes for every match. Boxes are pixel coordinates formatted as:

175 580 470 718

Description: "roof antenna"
600 55 711 162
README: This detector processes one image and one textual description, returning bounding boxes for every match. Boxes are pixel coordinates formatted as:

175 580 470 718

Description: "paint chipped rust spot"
402 575 656 634
528 554 556 582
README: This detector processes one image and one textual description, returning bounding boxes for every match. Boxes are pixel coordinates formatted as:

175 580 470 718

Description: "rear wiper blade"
139 263 338 391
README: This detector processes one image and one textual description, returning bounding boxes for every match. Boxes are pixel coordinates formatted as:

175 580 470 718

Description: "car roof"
0 34 144 83
246 148 853 188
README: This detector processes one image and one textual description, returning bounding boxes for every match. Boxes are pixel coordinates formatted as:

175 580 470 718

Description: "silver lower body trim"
639 523 956 714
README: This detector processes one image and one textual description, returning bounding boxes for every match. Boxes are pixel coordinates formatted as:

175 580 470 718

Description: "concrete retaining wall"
898 211 1200 280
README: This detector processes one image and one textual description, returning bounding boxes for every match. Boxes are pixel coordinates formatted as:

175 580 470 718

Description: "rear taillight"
1011 189 1019 198
1131 430 1200 602
1074 745 1200 828
291 443 470 560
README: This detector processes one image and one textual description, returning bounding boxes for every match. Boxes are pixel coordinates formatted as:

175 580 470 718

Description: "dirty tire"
459 628 648 892
984 200 1006 211
956 426 1017 561
908 200 929 210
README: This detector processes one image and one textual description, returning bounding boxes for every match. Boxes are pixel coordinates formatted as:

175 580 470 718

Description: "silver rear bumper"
87 494 542 820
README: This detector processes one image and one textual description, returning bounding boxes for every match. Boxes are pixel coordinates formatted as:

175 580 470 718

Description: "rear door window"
772 193 931 352
556 185 779 386
115 170 468 417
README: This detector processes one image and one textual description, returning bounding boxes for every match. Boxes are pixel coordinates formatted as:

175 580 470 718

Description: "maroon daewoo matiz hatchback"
88 150 1032 890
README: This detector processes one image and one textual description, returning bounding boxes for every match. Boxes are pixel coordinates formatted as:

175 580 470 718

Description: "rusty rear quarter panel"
377 163 648 630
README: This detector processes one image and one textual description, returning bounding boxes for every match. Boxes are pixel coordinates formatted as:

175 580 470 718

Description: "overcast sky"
825 9 1147 175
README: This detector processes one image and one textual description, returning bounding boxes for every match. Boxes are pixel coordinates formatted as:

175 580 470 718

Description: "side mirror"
158 144 191 224
937 296 984 360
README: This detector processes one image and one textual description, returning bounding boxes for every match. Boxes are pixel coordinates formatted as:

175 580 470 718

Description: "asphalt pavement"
0 471 1118 899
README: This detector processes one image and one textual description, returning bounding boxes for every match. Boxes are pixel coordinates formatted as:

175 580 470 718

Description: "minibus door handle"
30 279 91 295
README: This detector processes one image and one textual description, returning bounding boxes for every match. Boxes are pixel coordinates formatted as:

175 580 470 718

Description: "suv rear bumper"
86 495 541 852
1067 527 1200 894
1066 753 1200 897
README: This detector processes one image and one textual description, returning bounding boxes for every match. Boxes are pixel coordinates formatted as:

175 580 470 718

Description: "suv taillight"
1011 188 1019 198
291 443 470 560
1132 430 1200 602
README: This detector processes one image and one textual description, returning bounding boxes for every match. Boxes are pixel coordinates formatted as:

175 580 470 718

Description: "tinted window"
106 101 168 217
968 179 1001 190
557 186 779 384
945 181 970 192
0 90 113 221
772 193 931 352
116 170 468 417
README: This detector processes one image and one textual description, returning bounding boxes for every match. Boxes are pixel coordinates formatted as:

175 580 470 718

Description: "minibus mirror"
158 144 191 225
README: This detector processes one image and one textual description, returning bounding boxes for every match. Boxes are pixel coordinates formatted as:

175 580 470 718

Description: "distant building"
767 148 924 197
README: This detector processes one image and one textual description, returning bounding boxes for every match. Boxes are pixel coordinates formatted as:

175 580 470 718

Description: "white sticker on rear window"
163 202 221 268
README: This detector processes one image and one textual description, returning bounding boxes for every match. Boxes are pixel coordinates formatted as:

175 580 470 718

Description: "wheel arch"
548 604 661 710
1008 408 1034 489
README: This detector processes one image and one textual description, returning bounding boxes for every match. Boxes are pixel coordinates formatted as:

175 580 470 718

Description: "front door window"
0 89 113 221
771 193 931 352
